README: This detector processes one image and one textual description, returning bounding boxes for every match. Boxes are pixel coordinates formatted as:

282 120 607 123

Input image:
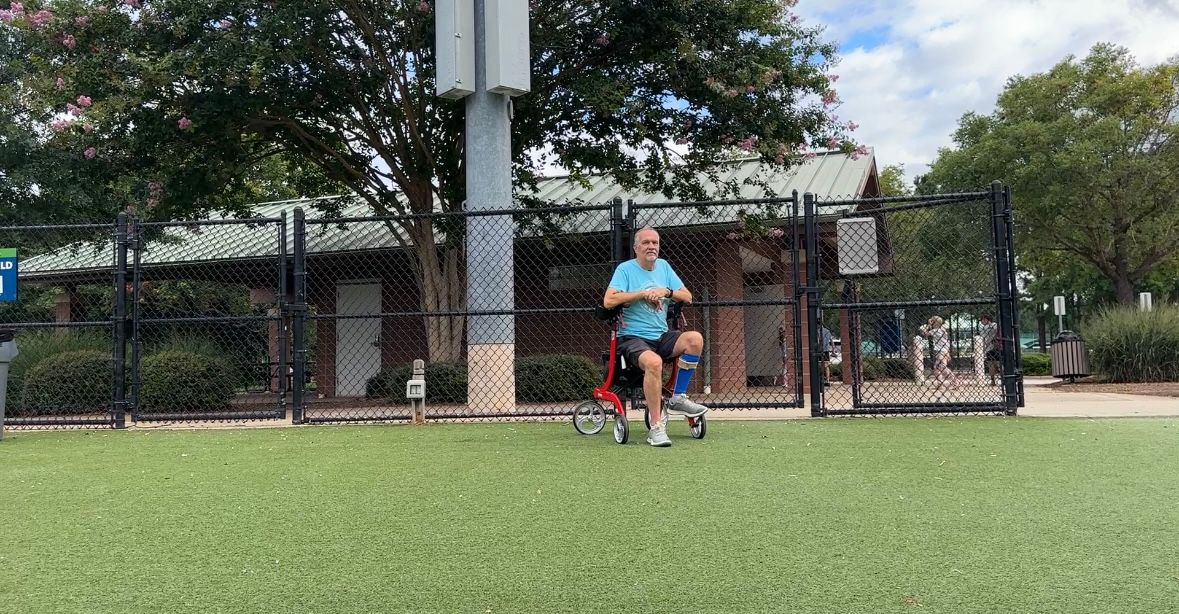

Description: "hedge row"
366 354 602 404
12 334 237 416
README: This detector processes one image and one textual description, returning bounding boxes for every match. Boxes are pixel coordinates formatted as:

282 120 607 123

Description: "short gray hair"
633 226 659 247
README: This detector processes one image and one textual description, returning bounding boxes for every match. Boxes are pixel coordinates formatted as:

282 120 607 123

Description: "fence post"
112 213 129 429
990 181 1018 414
804 193 823 416
277 212 289 413
1003 185 1024 408
626 199 637 248
791 190 804 406
291 208 307 424
610 197 626 266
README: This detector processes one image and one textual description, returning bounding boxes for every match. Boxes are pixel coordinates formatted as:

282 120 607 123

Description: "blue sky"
795 0 1179 182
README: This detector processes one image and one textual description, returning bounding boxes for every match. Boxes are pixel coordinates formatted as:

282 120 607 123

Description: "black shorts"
618 331 682 369
985 349 1002 362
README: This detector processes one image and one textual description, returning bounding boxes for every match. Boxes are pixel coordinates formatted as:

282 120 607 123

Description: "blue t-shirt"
607 258 684 340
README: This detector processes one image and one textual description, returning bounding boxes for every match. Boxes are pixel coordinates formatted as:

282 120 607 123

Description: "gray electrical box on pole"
438 0 530 412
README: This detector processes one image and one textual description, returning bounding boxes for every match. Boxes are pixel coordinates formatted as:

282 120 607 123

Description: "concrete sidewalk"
637 377 1179 422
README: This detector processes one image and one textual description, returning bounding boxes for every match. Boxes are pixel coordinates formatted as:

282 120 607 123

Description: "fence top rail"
138 217 284 228
812 191 990 208
0 223 114 232
304 203 614 226
629 196 797 210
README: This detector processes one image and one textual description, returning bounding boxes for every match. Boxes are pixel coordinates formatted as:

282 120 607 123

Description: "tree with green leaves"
918 43 1179 306
3 0 856 360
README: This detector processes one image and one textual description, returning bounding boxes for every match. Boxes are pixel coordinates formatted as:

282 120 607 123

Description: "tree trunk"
414 225 466 364
1112 246 1135 305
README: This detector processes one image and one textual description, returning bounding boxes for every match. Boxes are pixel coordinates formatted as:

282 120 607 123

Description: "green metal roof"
21 151 876 278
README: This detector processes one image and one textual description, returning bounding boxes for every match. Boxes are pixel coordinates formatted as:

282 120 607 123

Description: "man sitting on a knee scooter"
603 226 710 448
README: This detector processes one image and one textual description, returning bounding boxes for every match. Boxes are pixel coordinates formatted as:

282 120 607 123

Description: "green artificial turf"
1 418 1177 613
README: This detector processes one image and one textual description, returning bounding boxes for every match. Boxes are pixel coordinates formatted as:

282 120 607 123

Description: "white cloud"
797 0 1179 181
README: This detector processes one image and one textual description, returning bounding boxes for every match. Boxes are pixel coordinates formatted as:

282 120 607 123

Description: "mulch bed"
1043 378 1179 397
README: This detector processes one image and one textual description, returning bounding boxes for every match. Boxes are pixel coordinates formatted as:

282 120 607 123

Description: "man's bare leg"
639 351 664 425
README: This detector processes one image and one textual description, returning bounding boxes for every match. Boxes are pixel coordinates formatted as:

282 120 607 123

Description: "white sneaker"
646 424 671 447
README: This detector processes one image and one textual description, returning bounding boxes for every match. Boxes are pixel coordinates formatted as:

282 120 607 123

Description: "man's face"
634 230 660 264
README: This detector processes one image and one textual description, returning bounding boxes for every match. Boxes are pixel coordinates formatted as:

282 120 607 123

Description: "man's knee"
639 352 663 374
682 331 704 350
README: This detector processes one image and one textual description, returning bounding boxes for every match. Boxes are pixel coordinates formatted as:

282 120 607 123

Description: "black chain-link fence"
805 184 1021 416
2 185 1019 432
0 222 120 429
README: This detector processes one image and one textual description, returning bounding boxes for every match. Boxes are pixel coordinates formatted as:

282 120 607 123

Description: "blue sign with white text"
0 248 18 302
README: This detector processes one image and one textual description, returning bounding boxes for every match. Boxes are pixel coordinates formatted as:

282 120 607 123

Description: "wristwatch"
665 288 673 298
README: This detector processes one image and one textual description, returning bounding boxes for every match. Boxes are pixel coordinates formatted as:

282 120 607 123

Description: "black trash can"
0 329 17 441
1050 330 1090 382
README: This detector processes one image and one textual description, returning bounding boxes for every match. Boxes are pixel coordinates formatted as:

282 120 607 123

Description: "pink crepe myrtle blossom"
55 77 66 90
825 136 840 149
178 116 193 129
83 147 97 159
29 9 53 27
595 33 609 47
75 16 90 27
50 118 73 133
83 123 95 133
418 1 430 13
62 34 77 50
768 228 785 239
66 103 82 116
828 74 839 83
847 121 859 131
821 91 838 106
736 136 757 152
124 0 140 8
0 11 13 23
77 95 93 107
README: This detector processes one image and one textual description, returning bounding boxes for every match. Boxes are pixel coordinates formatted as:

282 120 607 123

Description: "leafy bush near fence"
515 354 601 402
1022 352 1051 376
8 330 110 413
863 357 915 381
366 362 468 404
139 349 238 413
1085 304 1179 382
21 350 113 415
366 355 602 404
825 357 914 382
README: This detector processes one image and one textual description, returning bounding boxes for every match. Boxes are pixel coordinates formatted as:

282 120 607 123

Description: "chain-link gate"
627 197 805 410
804 182 1022 416
129 217 288 422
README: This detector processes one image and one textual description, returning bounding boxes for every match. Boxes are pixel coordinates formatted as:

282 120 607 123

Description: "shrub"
863 356 915 381
516 354 601 402
1085 304 1179 382
139 350 237 413
366 362 468 404
1021 352 1051 376
7 330 110 412
21 349 113 415
364 354 603 404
